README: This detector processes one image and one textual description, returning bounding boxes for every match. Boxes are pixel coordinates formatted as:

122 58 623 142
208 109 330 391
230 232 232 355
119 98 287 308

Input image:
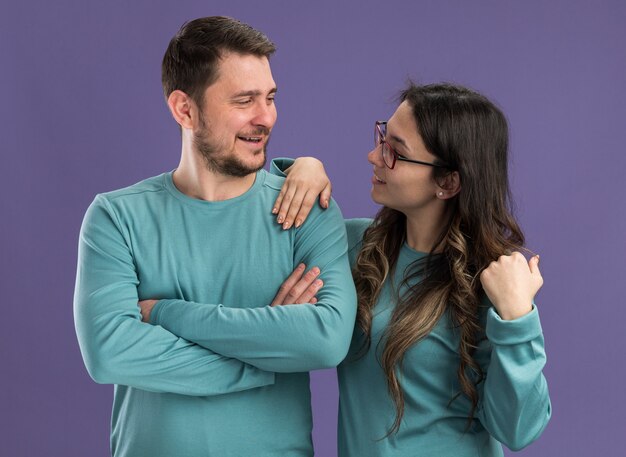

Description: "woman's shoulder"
344 217 374 242
344 218 373 247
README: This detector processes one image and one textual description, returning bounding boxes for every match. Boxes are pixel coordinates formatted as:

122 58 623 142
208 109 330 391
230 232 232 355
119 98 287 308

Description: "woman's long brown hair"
352 83 525 435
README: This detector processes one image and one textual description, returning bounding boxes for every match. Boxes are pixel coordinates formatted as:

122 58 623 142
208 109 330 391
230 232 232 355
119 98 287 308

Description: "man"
74 16 356 457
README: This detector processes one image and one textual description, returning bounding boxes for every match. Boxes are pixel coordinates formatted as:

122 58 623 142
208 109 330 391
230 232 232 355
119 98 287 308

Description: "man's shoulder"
99 173 168 203
259 169 347 221
86 173 169 221
259 169 342 222
260 169 285 193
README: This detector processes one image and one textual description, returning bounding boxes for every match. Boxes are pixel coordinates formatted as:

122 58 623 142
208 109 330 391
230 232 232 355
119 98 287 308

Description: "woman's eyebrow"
389 134 409 152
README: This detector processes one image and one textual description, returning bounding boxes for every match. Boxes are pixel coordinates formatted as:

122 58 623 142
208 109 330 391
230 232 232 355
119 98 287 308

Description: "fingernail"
272 207 278 214
283 221 291 230
312 267 320 275
277 215 284 223
324 199 329 208
295 219 302 228
298 263 305 270
314 279 323 287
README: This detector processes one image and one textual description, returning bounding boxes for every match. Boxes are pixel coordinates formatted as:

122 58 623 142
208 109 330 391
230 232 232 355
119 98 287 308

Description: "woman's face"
368 101 442 215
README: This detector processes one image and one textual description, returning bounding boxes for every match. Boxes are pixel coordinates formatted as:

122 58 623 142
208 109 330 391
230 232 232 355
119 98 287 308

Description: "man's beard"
193 119 269 178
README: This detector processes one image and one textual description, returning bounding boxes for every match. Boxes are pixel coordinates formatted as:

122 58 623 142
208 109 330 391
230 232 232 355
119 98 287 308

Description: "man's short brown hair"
161 16 276 106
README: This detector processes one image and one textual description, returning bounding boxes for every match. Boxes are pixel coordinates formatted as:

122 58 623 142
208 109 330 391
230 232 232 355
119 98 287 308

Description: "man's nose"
252 101 277 128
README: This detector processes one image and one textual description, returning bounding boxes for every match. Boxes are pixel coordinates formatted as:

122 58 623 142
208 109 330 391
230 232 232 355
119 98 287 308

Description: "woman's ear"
435 171 461 199
167 90 195 130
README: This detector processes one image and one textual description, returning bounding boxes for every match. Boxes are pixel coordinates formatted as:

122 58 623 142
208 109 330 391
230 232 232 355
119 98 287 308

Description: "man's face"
193 52 277 177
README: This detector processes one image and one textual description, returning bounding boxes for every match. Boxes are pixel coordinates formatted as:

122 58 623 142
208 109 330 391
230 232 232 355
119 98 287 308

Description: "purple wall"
2 1 624 456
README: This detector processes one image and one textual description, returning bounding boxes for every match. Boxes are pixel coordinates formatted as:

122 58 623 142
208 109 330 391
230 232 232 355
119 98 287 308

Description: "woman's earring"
437 191 444 197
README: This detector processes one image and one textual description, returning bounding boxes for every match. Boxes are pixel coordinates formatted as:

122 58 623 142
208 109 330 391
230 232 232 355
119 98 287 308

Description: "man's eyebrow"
232 88 278 98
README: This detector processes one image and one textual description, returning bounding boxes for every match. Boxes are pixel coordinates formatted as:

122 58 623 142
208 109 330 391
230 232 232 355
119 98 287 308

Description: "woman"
271 82 551 456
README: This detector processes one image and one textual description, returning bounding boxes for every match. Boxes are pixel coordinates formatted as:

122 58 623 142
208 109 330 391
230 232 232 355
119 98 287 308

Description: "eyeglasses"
375 121 449 170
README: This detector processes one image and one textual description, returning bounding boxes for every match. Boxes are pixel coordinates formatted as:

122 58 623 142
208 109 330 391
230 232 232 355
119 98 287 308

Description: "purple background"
2 1 624 456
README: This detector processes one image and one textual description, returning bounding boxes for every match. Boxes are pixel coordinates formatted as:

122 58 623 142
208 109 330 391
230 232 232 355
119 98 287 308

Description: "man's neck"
173 152 256 202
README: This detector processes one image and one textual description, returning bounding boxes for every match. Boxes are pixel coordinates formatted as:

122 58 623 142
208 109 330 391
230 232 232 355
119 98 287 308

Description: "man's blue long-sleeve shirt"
74 169 356 457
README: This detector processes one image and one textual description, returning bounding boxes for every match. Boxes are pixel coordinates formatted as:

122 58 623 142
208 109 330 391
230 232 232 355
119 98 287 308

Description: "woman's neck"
404 205 450 253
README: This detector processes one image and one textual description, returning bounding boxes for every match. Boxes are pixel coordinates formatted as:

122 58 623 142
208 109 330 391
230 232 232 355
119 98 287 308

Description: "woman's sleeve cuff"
486 304 543 345
269 158 295 177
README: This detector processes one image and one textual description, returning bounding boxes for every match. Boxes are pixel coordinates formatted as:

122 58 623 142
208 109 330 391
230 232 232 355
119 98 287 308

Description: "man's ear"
435 171 461 199
167 90 195 130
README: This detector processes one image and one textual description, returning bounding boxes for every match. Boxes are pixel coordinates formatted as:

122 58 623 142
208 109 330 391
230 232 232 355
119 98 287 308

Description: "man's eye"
236 99 252 105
